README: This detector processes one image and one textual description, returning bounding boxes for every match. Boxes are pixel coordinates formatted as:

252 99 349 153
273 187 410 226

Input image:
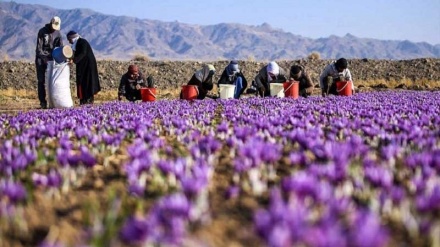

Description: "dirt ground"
1 59 440 92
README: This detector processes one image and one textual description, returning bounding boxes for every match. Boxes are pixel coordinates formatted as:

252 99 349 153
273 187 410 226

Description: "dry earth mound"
1 59 439 91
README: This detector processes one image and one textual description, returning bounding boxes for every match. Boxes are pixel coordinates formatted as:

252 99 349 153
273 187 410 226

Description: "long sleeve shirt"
254 65 288 97
118 72 148 96
293 70 314 97
35 24 63 61
319 62 354 89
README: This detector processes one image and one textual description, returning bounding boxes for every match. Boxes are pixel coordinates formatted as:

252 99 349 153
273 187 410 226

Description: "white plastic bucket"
270 83 285 97
219 84 236 99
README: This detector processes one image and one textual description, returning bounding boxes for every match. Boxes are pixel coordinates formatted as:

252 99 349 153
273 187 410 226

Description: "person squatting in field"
254 61 288 97
217 60 248 99
289 64 314 98
118 64 155 102
67 30 101 105
181 64 216 100
35 16 63 109
319 58 355 96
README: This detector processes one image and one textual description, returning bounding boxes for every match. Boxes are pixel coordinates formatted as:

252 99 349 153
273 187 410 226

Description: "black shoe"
245 88 257 94
40 103 47 109
205 94 219 99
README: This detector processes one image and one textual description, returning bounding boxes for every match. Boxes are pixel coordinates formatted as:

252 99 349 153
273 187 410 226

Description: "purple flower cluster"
0 179 27 203
254 188 389 247
0 91 439 246
120 193 192 245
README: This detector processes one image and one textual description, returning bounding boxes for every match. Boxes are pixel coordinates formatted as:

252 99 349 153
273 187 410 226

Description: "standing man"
35 16 63 109
67 31 101 105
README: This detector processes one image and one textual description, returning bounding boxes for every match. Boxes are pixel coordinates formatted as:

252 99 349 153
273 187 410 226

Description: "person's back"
35 16 63 109
183 64 215 100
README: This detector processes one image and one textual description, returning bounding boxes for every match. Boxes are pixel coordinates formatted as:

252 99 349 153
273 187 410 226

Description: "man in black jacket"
35 16 63 109
118 65 154 102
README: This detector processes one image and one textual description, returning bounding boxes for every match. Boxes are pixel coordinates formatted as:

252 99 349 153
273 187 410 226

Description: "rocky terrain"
1 58 440 92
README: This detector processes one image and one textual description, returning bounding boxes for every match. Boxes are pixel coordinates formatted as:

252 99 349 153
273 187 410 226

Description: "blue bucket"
52 45 73 63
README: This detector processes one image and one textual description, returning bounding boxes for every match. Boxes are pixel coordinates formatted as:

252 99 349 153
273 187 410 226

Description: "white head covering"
71 36 80 51
267 61 279 82
67 30 81 51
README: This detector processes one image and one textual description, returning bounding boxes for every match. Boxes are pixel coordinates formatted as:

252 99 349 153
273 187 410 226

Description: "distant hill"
0 2 439 61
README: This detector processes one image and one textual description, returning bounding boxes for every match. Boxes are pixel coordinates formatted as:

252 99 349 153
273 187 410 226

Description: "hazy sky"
13 0 440 45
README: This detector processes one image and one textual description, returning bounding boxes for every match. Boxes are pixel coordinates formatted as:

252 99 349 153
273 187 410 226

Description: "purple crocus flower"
128 183 145 197
416 184 440 212
225 185 240 199
145 193 192 245
33 169 63 188
47 169 63 187
363 164 393 189
267 224 292 247
181 176 206 198
32 172 48 186
197 136 221 155
79 146 96 167
157 160 173 175
303 224 347 247
0 180 27 203
282 172 318 200
119 216 150 244
349 210 389 247
154 193 191 218
217 121 229 133
288 152 307 167
37 240 65 247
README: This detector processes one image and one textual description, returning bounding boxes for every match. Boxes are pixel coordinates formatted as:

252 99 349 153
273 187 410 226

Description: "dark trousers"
80 96 94 105
126 91 142 102
35 58 48 106
323 77 339 95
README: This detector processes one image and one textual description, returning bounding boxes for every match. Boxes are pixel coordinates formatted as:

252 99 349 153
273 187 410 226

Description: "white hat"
51 16 61 30
267 61 279 75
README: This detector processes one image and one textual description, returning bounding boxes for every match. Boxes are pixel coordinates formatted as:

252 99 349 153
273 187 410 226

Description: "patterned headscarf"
195 64 215 82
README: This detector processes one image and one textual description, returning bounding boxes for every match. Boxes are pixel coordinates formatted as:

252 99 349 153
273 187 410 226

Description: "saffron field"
1 91 439 247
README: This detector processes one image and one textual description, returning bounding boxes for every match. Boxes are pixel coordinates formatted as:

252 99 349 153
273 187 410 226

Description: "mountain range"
1 1 439 61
